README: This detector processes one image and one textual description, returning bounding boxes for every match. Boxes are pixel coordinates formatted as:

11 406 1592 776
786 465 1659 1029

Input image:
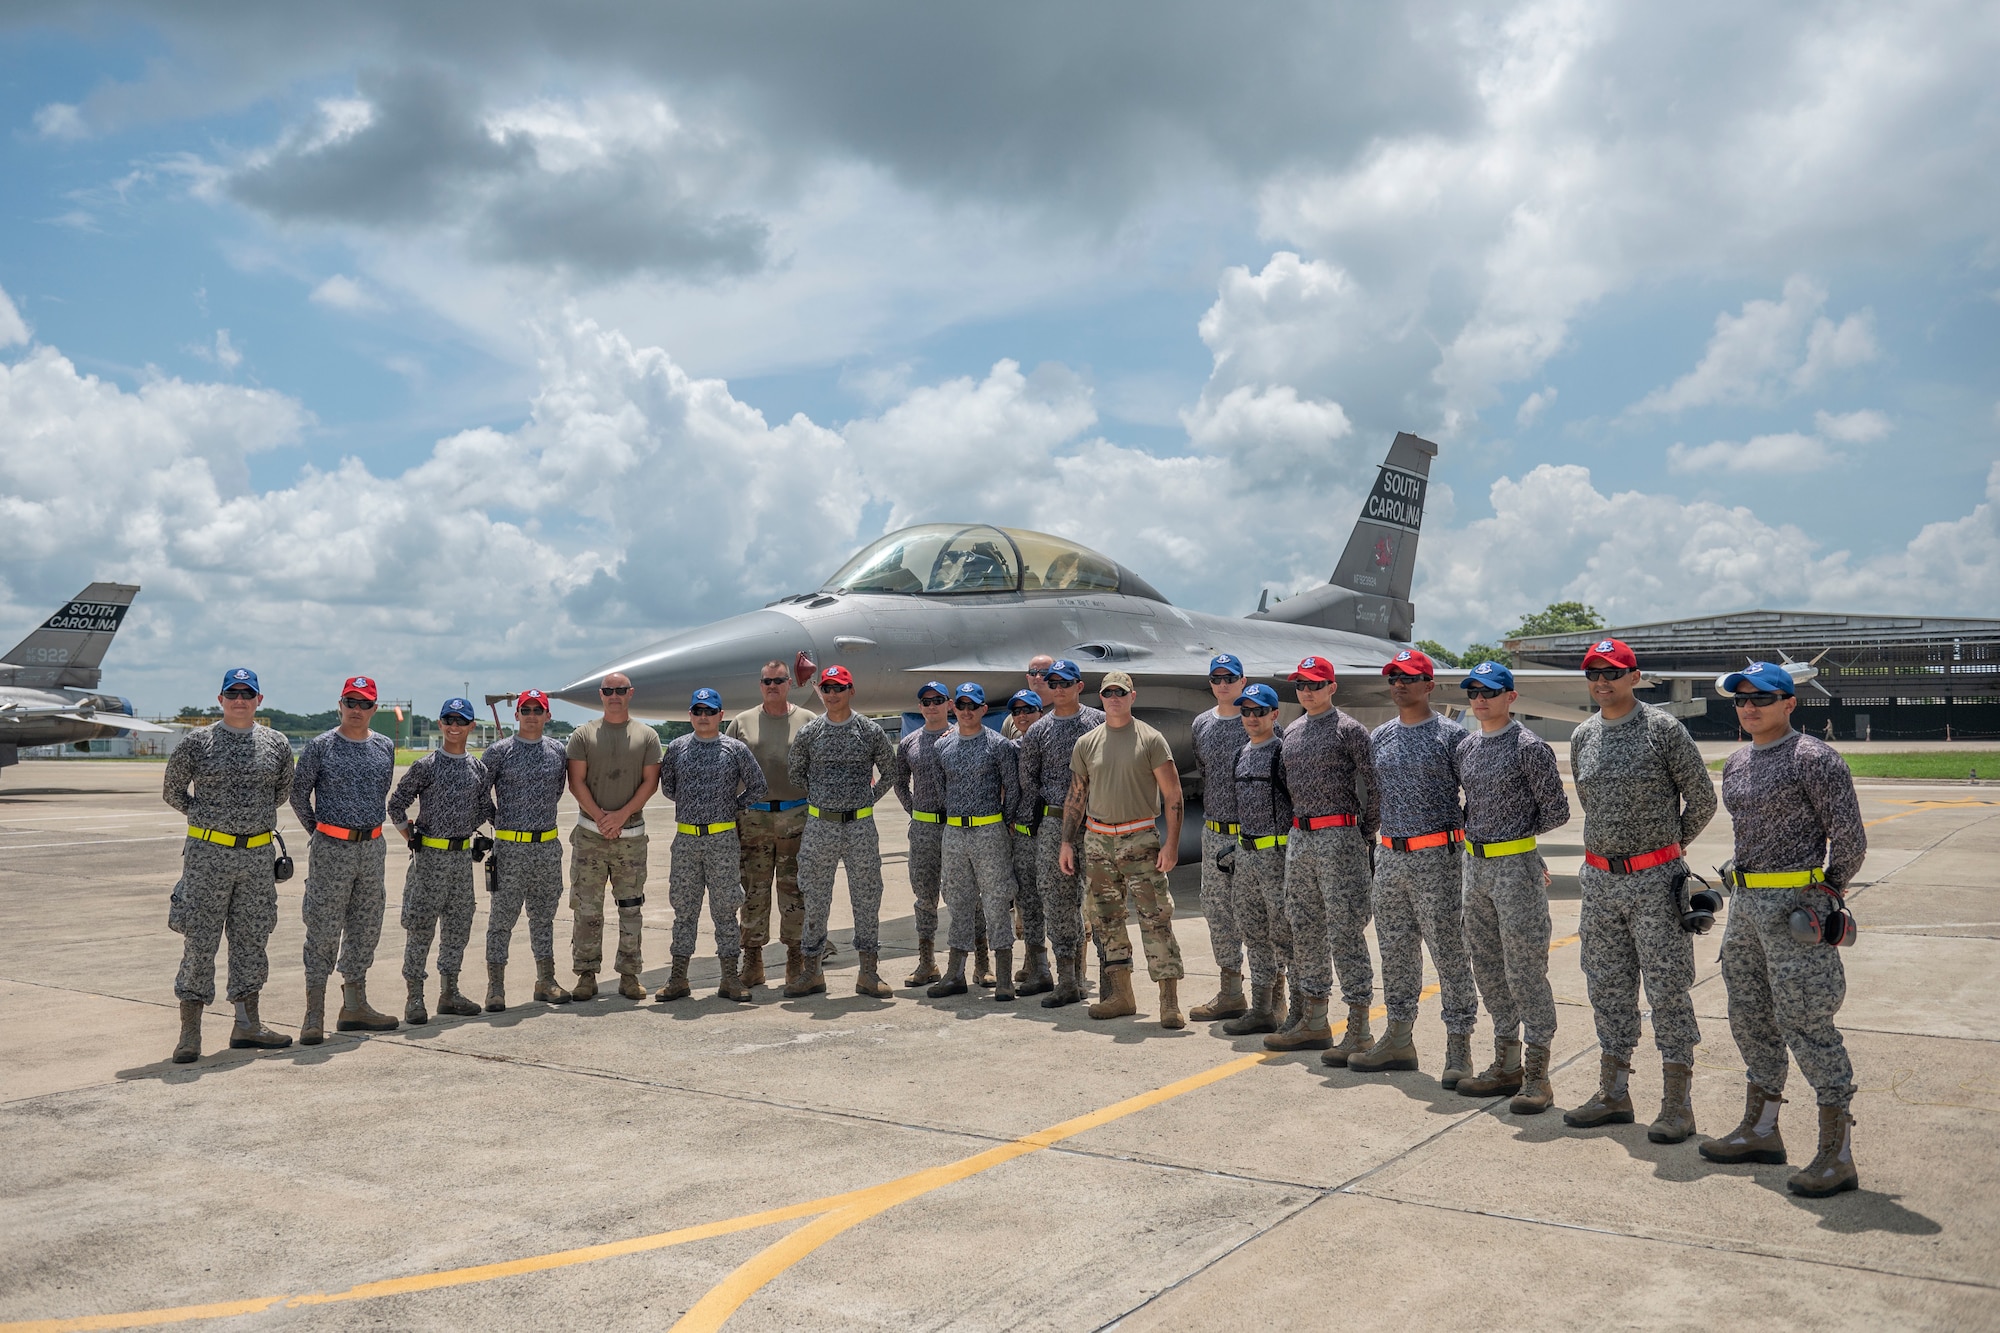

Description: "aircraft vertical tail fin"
1249 432 1437 641
1 583 141 688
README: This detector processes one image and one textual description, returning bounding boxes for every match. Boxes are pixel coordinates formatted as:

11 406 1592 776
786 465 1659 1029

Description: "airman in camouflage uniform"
1017 659 1104 1007
389 700 488 1024
566 672 663 1002
1189 655 1250 1021
475 689 572 1010
1450 663 1570 1112
655 688 766 1003
1225 685 1309 1045
893 681 983 987
289 674 399 1043
786 666 898 997
1564 639 1717 1143
1004 689 1051 994
162 666 296 1062
928 683 1023 1001
726 661 819 989
1700 662 1865 1197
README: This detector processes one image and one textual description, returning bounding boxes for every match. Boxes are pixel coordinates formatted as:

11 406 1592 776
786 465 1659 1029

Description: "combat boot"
617 973 646 1001
993 948 1016 1002
717 954 751 1002
783 945 803 990
1348 1019 1419 1072
1222 983 1280 1036
485 962 507 1014
740 946 766 989
1088 965 1138 1020
655 956 692 1002
1189 967 1249 1022
1700 1083 1788 1165
1265 996 1333 1051
904 939 941 988
1456 1038 1524 1097
1321 1003 1375 1067
785 949 827 998
1015 950 1032 984
927 948 969 998
1019 945 1055 997
338 976 399 1031
1788 1105 1858 1197
1441 1032 1475 1090
172 999 203 1064
300 977 328 1047
1153 978 1183 1029
405 978 430 1026
855 951 894 999
1649 1061 1697 1144
229 993 292 1049
533 959 572 1004
1042 948 1084 1008
1563 1053 1636 1127
437 971 481 1017
572 971 598 1001
1274 983 1305 1036
1511 1043 1555 1115
974 937 995 988
1269 972 1289 1035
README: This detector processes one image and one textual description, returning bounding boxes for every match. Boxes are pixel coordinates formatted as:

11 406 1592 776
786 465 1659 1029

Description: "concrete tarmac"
1 758 1996 1331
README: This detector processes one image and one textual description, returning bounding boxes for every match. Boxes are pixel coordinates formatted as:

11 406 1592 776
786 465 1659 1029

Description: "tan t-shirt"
725 704 815 802
1070 719 1173 824
566 718 664 829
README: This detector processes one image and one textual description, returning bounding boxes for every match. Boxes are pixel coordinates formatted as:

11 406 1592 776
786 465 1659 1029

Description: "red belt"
1585 843 1682 874
316 822 382 841
1294 813 1358 830
1379 829 1465 852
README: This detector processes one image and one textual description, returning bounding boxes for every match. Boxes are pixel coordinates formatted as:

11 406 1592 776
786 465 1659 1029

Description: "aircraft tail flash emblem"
1373 536 1395 569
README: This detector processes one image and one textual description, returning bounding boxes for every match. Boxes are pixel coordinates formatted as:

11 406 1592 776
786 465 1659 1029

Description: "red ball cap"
819 665 855 687
1382 648 1435 678
1288 655 1337 682
516 688 550 709
1580 637 1638 671
341 675 379 701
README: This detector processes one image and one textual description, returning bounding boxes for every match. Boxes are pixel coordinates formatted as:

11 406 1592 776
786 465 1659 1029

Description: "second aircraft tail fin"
1 583 141 688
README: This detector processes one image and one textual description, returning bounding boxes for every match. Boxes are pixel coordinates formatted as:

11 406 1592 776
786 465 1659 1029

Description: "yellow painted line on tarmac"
1866 799 1997 828
5 939 1583 1333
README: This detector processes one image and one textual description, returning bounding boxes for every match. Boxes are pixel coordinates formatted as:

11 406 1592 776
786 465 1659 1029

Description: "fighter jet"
557 432 1796 763
0 583 171 776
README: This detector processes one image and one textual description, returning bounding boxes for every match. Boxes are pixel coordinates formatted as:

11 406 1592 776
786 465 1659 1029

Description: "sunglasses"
1464 685 1506 700
1239 705 1274 718
440 716 474 726
223 689 259 700
759 677 789 687
690 706 720 716
1043 676 1078 687
1732 693 1789 708
517 704 547 715
918 695 948 707
1208 672 1242 685
599 685 632 696
1099 687 1130 698
1583 667 1633 682
340 697 376 709
1387 674 1434 685
1026 669 1050 678
820 682 851 694
953 699 983 711
1293 679 1330 691
1010 705 1040 716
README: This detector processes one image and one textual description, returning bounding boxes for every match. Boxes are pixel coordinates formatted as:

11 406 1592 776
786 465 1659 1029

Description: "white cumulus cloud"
1632 277 1876 415
1666 431 1834 475
0 286 29 346
309 274 384 311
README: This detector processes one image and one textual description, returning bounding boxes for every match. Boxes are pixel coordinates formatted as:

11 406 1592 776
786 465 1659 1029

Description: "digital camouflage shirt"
660 733 766 826
163 722 295 836
1281 707 1378 837
1721 730 1866 890
1369 713 1467 839
290 728 396 832
389 750 488 840
1017 706 1106 811
1570 702 1716 857
1458 720 1570 844
786 713 898 812
475 734 570 833
1191 707 1249 824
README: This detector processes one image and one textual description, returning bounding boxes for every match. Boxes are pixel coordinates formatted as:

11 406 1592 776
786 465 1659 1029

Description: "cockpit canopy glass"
821 523 1163 601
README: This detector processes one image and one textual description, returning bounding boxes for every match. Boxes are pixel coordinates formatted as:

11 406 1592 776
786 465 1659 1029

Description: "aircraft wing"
58 712 176 733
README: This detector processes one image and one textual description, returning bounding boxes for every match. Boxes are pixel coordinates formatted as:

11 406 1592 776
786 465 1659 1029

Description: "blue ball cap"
1720 661 1796 697
1009 688 1044 710
1208 653 1245 677
1043 658 1082 684
439 697 477 722
918 680 950 702
1235 683 1280 710
219 666 260 694
1462 661 1515 692
953 681 987 705
690 687 722 710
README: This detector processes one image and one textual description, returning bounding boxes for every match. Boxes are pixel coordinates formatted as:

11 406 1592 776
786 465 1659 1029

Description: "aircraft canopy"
821 524 1166 601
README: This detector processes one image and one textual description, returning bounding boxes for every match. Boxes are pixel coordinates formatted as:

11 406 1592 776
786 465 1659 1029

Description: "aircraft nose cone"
556 609 813 717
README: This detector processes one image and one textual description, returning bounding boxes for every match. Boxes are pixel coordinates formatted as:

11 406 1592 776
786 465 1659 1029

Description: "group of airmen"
163 637 1867 1200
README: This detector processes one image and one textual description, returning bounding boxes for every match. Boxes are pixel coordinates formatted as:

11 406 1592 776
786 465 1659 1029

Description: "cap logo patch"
1596 640 1613 652
233 670 249 679
1395 650 1411 661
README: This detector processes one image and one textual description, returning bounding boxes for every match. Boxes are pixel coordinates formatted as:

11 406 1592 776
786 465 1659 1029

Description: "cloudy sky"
3 2 1996 716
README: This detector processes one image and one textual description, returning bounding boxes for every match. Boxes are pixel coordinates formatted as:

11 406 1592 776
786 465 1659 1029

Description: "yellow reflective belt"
1470 836 1538 858
419 835 471 850
1242 833 1287 850
676 821 738 836
1205 819 1240 834
807 806 874 820
911 811 943 823
186 826 273 848
1011 823 1033 835
1733 867 1827 888
946 813 1004 827
494 829 560 843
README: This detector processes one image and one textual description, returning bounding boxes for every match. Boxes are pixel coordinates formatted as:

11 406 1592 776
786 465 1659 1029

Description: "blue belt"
747 800 806 812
